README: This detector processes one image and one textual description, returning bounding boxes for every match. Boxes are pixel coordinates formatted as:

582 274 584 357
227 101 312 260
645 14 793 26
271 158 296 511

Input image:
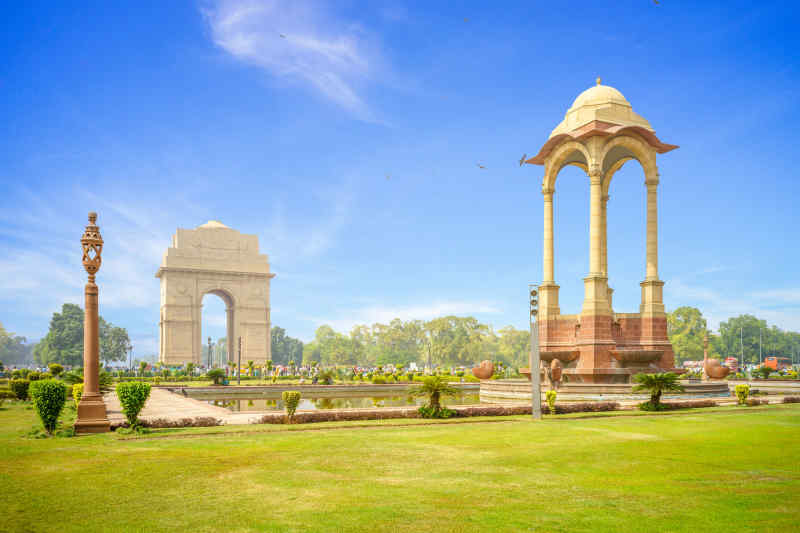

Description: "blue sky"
1 0 798 359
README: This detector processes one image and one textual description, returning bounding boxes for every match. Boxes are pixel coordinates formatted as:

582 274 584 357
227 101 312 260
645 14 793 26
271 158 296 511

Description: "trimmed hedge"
282 391 301 423
782 396 800 403
29 379 67 434
72 383 84 408
116 382 152 426
10 379 30 400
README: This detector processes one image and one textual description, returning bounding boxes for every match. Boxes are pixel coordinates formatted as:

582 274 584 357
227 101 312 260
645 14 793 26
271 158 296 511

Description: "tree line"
5 302 798 369
667 307 800 364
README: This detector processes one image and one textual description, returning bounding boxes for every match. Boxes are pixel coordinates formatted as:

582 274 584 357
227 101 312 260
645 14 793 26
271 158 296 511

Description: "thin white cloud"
309 300 502 336
203 0 383 121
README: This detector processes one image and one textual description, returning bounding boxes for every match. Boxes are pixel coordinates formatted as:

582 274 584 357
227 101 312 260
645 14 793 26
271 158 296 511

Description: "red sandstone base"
75 393 110 434
539 314 677 384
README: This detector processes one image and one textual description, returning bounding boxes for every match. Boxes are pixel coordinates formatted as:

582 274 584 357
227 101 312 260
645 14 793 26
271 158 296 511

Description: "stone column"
539 187 560 318
640 173 665 317
602 194 613 310
601 194 609 276
589 174 603 276
581 171 609 315
645 180 659 280
543 189 555 283
75 212 110 434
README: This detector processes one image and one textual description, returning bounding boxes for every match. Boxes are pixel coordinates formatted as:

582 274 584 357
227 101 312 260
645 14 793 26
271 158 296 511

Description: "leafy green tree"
271 327 304 366
33 304 130 366
667 307 719 363
0 322 33 365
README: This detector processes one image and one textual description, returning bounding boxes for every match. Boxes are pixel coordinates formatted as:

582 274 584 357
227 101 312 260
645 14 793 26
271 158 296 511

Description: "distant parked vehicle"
764 356 791 371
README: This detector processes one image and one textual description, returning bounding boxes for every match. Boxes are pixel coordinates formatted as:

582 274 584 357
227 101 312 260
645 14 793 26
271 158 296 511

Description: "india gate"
524 79 679 383
156 221 274 366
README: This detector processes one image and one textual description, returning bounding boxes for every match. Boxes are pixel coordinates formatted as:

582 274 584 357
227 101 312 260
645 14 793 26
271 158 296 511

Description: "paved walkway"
105 388 263 426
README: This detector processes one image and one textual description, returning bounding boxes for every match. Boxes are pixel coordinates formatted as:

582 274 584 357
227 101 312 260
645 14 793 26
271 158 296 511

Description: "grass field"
2 402 799 532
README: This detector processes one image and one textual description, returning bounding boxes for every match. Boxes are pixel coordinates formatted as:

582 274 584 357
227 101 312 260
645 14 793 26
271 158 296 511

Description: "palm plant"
411 375 458 411
247 360 255 377
138 361 147 377
632 372 684 410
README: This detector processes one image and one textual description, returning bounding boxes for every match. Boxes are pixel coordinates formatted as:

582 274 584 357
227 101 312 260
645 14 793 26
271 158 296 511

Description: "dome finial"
596 76 601 86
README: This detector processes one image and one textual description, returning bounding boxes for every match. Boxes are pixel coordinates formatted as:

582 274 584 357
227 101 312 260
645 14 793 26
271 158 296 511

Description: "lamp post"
127 342 133 375
75 212 110 434
237 336 242 386
208 336 213 369
529 284 541 420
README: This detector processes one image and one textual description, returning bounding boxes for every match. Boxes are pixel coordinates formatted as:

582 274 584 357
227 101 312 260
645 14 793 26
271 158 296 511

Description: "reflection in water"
205 392 479 412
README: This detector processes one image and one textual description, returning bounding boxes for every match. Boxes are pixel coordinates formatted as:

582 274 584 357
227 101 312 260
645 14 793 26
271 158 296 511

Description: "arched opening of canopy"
550 164 590 310
603 157 647 313
544 142 590 193
202 289 234 368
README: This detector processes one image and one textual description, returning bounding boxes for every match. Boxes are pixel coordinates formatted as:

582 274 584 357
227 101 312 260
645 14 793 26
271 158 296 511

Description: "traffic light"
529 285 539 320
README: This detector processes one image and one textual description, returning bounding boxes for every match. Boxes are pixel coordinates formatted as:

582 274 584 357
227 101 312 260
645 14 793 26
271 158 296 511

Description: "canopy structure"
524 79 680 383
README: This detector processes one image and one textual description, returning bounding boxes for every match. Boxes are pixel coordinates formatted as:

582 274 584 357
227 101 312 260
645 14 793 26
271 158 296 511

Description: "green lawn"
2 403 799 532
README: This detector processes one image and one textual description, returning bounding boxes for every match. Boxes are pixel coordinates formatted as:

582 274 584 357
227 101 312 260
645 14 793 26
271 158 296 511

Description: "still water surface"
201 392 480 412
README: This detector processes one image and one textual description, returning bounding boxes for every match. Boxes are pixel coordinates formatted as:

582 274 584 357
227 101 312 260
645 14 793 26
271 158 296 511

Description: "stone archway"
156 221 275 366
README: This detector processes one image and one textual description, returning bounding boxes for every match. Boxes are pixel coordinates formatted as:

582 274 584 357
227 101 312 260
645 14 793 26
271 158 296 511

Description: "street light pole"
529 284 541 420
208 336 213 369
128 342 133 375
237 336 242 386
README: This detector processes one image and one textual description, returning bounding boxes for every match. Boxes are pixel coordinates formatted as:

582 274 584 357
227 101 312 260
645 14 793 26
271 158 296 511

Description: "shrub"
545 390 557 413
371 376 387 384
27 371 42 381
735 384 750 405
658 400 717 410
48 363 64 377
39 372 53 380
745 398 764 406
0 388 15 407
29 379 67 435
207 368 226 385
782 396 800 403
282 391 301 423
116 382 152 427
72 383 84 408
418 405 455 419
753 366 772 380
317 370 335 385
632 372 683 410
411 375 458 417
138 417 222 429
153 376 161 385
10 379 30 400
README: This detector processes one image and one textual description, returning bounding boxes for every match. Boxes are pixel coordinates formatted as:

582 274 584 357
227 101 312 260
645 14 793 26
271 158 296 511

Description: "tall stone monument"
523 79 680 383
74 212 110 434
156 221 274 366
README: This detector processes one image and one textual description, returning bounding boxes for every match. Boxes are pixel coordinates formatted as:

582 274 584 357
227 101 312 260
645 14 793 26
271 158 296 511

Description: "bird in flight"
464 18 469 22
519 153 527 167
279 33 287 38
477 163 486 169
385 174 391 180
653 0 659 4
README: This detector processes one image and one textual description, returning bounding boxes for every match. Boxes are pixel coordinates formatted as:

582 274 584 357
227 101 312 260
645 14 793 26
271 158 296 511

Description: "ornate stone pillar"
582 170 609 315
602 194 613 311
640 172 665 317
539 187 560 318
75 212 110 434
